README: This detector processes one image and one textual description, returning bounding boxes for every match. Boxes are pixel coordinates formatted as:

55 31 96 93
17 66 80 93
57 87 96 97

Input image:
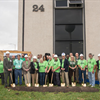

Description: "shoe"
91 86 95 87
88 84 91 86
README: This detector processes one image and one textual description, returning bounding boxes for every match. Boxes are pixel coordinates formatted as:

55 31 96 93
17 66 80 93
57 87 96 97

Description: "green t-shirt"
78 59 87 69
75 57 80 65
52 60 61 73
8 58 10 61
69 61 77 69
61 59 65 68
26 61 28 67
39 62 47 73
20 58 25 61
0 61 4 73
87 58 97 72
34 62 37 69
48 59 53 69
13 59 15 69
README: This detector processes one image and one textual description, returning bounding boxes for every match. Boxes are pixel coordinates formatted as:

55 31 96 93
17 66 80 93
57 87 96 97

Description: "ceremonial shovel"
26 73 31 87
82 73 86 87
35 70 39 87
49 72 54 87
10 73 15 87
72 71 76 87
43 73 48 87
61 71 65 87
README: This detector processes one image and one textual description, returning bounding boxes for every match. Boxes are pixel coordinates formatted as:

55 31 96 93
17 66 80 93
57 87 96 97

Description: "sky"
0 0 18 50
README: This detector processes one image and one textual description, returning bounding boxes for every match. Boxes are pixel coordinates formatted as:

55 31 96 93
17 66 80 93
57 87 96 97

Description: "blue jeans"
88 72 95 86
39 72 45 85
79 68 86 83
15 69 22 85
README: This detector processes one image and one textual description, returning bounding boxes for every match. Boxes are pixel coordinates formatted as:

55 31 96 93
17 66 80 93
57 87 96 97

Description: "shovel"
72 71 76 87
10 73 15 87
35 70 39 87
49 72 54 87
43 73 48 87
61 70 65 87
82 72 86 87
26 72 31 87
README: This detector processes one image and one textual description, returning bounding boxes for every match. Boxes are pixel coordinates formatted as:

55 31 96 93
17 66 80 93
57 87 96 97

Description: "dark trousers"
69 68 76 85
53 72 61 86
4 72 12 87
0 73 4 85
12 69 15 83
48 69 52 83
15 69 22 85
79 68 86 83
39 72 45 85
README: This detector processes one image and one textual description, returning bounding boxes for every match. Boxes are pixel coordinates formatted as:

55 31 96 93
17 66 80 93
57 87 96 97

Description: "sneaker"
91 86 95 87
88 84 91 86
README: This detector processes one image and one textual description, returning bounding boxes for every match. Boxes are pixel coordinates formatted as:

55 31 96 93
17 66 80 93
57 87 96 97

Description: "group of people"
0 51 100 88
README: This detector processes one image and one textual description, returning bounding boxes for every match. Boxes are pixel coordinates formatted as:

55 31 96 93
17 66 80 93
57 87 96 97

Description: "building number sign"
33 5 44 12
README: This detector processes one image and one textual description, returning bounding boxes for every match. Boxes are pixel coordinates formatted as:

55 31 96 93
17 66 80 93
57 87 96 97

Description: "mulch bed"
10 86 99 92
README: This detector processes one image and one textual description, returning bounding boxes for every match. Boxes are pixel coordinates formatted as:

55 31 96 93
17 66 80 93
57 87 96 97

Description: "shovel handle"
73 71 74 82
26 72 29 84
45 74 47 85
82 73 84 83
10 73 13 83
36 71 38 84
51 73 53 84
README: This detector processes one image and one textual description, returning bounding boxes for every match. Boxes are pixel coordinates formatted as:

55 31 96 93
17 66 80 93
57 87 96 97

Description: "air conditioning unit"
69 0 83 7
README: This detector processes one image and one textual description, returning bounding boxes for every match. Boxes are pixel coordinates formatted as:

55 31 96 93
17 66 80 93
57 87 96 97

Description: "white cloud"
0 0 18 50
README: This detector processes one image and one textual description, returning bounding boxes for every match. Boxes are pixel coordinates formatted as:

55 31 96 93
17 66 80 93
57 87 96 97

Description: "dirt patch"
10 86 99 92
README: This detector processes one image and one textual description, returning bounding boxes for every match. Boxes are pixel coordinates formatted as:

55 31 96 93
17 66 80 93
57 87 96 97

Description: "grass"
0 79 100 100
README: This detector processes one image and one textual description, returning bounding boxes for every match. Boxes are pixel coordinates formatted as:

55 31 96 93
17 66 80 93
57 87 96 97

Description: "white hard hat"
24 55 28 58
98 54 100 56
80 54 84 57
33 56 37 59
54 54 58 58
6 51 10 54
61 53 65 56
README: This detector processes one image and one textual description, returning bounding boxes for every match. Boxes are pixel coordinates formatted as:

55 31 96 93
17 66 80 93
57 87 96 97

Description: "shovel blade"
72 82 76 87
49 84 53 87
82 83 86 87
61 83 65 87
43 85 47 87
26 83 31 87
35 84 39 87
11 83 16 87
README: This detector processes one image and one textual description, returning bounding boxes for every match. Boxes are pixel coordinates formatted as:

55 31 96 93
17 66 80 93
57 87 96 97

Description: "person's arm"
22 62 27 71
78 65 82 69
3 58 9 71
54 66 60 72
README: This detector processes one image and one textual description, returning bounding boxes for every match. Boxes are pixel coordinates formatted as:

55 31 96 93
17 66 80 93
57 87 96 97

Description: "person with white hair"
60 53 69 87
30 56 39 86
78 54 87 85
22 55 31 86
96 54 100 87
3 51 13 88
52 54 61 86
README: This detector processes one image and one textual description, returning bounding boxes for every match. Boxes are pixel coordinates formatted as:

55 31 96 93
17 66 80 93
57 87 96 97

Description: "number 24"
33 5 44 12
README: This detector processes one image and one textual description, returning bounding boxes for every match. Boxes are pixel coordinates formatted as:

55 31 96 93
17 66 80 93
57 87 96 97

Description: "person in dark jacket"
30 56 39 86
96 54 100 87
60 53 69 87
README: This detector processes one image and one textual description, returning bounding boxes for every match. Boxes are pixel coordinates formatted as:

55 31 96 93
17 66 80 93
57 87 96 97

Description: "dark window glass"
56 0 67 7
55 25 83 40
55 9 82 24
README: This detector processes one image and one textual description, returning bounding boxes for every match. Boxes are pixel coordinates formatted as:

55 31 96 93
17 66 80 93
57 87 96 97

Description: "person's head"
71 56 74 61
52 54 55 58
33 56 37 62
61 53 65 59
49 56 52 60
29 54 33 58
6 51 10 58
70 53 73 57
80 54 84 60
37 54 40 59
54 55 58 61
17 54 21 60
39 54 42 59
43 56 46 61
75 53 79 57
40 58 43 63
28 56 31 60
98 54 100 60
89 53 93 59
21 53 24 58
46 55 49 60
66 55 69 59
12 55 15 60
24 55 28 61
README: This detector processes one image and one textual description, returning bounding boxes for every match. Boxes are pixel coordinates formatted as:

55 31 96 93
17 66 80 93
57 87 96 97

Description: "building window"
56 0 67 7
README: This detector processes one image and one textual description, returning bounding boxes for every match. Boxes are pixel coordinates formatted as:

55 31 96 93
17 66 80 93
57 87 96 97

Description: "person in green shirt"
20 53 25 61
39 58 47 85
12 55 15 83
52 55 61 86
69 56 77 85
78 54 87 85
0 58 4 85
87 53 97 87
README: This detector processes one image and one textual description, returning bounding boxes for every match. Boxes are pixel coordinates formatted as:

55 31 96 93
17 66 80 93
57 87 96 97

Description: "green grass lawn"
0 79 100 100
